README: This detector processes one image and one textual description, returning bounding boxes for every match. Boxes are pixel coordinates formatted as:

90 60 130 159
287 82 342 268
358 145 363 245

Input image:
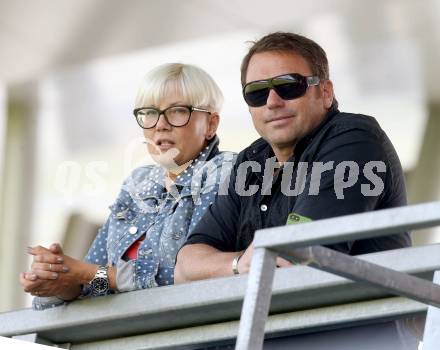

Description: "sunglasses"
242 73 320 107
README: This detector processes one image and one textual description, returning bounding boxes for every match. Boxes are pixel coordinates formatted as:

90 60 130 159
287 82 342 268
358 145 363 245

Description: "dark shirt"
184 108 411 255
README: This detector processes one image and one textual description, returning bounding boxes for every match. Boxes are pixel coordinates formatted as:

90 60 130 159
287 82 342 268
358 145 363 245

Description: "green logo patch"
286 213 312 225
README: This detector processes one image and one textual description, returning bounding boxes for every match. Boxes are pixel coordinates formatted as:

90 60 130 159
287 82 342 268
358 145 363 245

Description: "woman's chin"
151 153 191 176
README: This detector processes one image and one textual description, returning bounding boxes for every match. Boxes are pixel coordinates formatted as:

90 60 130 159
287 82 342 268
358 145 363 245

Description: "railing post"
235 248 277 350
422 270 440 349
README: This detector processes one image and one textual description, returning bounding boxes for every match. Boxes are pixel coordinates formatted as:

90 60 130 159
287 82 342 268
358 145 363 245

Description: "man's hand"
236 242 292 274
174 241 293 283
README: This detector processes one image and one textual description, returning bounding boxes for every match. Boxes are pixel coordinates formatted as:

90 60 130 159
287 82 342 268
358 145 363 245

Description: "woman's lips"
156 139 176 151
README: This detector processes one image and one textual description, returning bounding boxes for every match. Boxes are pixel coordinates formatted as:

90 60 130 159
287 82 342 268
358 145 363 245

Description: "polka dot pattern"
85 139 235 291
34 137 235 309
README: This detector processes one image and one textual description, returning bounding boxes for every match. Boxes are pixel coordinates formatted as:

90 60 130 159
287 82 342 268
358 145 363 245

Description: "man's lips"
266 115 295 123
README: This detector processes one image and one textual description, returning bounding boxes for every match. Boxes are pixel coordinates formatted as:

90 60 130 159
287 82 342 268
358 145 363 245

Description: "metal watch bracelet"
232 252 244 275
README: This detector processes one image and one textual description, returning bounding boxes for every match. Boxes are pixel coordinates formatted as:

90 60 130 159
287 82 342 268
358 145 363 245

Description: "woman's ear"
206 112 220 140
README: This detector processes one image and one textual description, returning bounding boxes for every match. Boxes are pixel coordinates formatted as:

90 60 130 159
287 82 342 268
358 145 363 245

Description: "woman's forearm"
58 262 118 300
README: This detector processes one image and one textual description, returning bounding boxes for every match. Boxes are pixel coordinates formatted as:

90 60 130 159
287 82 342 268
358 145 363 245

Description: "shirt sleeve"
115 258 136 292
184 154 241 252
291 126 411 254
32 296 66 311
84 219 110 265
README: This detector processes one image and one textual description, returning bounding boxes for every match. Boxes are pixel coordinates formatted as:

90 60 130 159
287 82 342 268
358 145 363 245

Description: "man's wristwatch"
89 265 109 296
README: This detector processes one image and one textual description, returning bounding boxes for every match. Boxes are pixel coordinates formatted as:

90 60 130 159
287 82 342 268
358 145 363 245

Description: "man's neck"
272 146 294 164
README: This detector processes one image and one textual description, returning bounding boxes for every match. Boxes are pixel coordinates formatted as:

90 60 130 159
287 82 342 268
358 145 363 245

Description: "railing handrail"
254 201 440 249
1 245 438 345
236 201 440 350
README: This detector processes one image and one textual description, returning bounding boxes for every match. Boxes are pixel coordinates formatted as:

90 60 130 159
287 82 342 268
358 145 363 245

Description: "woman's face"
143 89 219 175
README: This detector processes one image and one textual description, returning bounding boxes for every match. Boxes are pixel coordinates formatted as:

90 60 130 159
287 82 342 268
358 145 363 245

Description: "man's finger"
276 257 293 267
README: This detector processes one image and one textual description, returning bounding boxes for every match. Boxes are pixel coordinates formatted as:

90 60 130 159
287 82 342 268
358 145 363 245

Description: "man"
174 32 411 281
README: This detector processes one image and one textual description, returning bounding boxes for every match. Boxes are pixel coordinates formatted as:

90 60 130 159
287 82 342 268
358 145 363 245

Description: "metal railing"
236 201 440 350
1 202 440 349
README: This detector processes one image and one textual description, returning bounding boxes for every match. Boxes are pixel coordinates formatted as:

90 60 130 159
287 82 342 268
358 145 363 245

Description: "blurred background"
1 0 440 312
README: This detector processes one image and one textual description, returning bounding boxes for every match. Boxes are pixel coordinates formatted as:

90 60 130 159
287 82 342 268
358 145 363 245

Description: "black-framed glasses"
133 105 211 129
242 73 320 107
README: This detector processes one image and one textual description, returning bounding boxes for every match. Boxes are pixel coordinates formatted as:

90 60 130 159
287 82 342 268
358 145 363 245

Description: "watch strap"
232 252 244 275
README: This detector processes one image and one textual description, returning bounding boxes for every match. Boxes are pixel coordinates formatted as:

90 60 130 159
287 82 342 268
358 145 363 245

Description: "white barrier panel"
0 336 57 350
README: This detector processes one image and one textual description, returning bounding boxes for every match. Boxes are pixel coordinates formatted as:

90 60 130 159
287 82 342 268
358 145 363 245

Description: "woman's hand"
28 243 69 280
20 244 88 300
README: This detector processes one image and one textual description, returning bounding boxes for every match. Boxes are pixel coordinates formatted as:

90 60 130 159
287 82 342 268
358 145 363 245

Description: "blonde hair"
135 63 223 113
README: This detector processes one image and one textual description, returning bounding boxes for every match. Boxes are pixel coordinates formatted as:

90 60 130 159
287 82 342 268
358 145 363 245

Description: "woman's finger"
31 262 69 273
31 290 51 297
33 253 64 264
32 269 59 280
23 272 38 281
19 272 33 287
26 245 50 255
49 243 63 254
20 275 44 293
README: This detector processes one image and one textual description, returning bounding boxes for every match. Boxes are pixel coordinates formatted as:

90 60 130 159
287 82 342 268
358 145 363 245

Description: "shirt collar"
246 106 340 164
125 136 220 201
173 135 220 188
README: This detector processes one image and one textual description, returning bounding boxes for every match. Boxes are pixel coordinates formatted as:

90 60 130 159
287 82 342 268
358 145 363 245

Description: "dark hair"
240 32 330 86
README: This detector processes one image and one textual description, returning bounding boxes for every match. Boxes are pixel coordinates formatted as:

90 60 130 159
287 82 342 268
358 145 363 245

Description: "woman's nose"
155 113 172 130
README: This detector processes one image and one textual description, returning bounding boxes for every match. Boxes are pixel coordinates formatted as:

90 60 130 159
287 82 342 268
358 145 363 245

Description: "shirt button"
129 226 138 234
260 204 268 212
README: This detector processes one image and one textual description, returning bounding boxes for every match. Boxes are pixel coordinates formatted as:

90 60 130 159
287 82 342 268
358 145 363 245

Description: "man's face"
245 51 334 158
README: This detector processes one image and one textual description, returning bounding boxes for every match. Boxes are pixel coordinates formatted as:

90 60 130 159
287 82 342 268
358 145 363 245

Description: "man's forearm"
174 244 238 283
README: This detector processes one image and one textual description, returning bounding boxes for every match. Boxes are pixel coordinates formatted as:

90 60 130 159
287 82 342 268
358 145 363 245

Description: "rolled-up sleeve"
115 258 136 292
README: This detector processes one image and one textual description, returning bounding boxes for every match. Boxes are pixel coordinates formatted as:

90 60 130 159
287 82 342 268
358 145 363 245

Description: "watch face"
92 277 109 294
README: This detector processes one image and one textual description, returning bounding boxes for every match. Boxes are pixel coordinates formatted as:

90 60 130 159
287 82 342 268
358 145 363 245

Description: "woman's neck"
164 161 192 191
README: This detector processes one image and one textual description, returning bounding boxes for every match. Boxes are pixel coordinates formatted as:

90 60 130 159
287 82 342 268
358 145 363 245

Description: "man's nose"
266 89 285 108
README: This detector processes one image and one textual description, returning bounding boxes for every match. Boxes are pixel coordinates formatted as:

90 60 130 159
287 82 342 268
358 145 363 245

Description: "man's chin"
265 135 298 150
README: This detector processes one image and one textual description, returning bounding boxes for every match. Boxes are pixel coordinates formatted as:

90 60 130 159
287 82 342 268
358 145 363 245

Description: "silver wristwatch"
90 265 109 296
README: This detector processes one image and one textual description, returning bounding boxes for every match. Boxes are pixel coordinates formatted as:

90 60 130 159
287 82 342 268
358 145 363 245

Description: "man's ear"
206 112 220 140
322 80 334 109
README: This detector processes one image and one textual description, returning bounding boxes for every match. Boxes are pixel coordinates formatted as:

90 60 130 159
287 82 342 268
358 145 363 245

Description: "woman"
20 63 235 310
